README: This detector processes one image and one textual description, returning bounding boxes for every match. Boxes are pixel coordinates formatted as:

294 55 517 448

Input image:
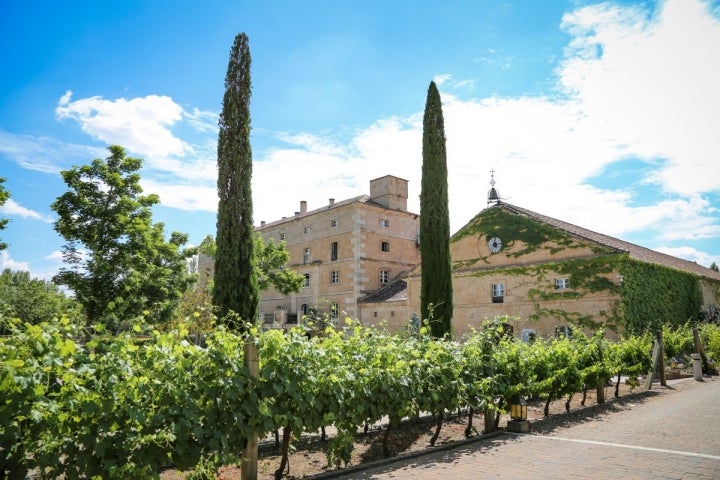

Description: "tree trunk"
596 378 606 404
430 409 445 446
382 424 393 457
274 425 291 480
465 407 475 438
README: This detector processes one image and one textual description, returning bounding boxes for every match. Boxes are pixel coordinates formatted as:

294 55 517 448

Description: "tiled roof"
359 278 408 303
256 195 386 230
498 203 720 282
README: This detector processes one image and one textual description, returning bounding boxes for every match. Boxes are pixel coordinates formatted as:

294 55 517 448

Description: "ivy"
620 259 703 335
452 207 592 258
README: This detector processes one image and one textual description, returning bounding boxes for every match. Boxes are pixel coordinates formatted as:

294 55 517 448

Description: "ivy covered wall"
619 259 703 335
447 205 711 336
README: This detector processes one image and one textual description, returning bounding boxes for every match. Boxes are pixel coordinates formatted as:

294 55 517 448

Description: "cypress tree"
420 81 453 338
213 32 259 328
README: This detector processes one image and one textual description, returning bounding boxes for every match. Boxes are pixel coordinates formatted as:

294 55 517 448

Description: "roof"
256 195 386 230
496 203 720 282
359 278 408 304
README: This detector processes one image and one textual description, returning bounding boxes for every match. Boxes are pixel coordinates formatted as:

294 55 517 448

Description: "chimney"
300 200 308 215
260 220 266 227
329 198 335 206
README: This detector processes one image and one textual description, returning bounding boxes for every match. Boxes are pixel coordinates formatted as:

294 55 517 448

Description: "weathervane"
487 169 500 207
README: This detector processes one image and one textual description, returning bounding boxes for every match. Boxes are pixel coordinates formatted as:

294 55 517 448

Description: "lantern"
510 395 527 421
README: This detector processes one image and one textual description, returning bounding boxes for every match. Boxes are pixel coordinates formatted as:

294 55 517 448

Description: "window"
304 226 310 235
330 302 339 319
492 283 505 303
555 278 570 289
379 269 390 285
380 218 390 228
303 247 310 264
280 232 286 241
330 219 338 228
521 329 537 343
331 242 338 261
301 303 309 315
555 325 572 338
381 241 390 252
303 273 310 287
330 270 339 284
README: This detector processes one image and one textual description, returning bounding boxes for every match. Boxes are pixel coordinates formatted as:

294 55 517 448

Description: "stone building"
255 175 420 327
362 183 720 339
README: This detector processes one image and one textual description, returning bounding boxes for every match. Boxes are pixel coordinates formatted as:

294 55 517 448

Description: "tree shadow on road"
529 389 663 435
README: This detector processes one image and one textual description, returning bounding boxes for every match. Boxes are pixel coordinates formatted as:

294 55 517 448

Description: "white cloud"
44 250 64 263
56 90 189 159
0 199 53 223
558 0 720 194
141 179 217 212
0 250 30 272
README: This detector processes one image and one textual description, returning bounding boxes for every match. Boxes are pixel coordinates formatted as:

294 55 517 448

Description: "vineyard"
2 316 719 480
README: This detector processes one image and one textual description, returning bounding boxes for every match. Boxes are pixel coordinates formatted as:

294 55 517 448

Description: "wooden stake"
242 341 259 480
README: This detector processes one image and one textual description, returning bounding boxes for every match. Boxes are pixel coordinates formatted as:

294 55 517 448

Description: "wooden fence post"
242 341 259 480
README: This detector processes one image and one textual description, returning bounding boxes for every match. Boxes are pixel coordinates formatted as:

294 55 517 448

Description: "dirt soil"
160 379 693 479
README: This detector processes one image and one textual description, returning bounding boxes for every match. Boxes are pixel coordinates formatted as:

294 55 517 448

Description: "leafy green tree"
199 234 302 296
213 32 259 327
420 81 453 338
0 178 9 251
711 261 719 272
0 269 80 332
51 145 194 331
214 32 260 480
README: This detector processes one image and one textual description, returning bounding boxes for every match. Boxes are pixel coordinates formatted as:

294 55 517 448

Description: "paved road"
335 377 720 479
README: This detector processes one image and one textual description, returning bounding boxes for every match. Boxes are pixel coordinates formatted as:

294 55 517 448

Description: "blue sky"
1 0 719 282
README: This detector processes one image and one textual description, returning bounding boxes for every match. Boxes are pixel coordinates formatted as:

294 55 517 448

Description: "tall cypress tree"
420 81 453 338
213 32 259 327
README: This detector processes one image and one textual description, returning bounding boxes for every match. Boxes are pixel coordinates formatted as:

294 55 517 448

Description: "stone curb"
304 378 701 479
305 429 505 479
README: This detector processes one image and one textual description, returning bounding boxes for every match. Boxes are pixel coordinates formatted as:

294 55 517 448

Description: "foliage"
451 206 590 259
11 314 707 479
661 324 694 360
199 234 303 296
420 81 453 338
619 259 703 334
51 145 194 331
615 334 653 378
699 323 720 362
213 32 259 328
0 269 81 331
710 261 719 273
0 178 8 251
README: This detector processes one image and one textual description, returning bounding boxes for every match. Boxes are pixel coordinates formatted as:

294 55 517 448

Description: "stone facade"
256 175 420 327
364 202 720 339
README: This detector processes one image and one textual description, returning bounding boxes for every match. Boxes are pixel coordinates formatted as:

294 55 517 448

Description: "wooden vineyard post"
645 335 662 391
242 341 259 480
